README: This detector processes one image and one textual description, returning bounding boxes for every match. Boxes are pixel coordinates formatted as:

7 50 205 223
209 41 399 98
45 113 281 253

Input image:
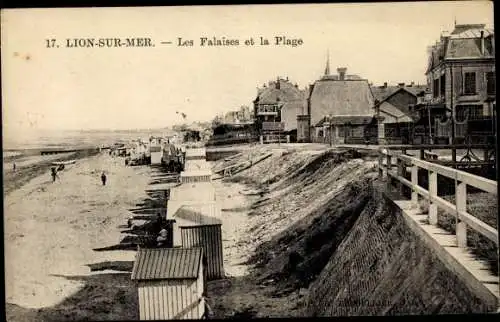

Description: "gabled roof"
309 79 375 126
131 247 203 280
256 78 306 104
371 85 427 104
371 86 401 102
379 101 414 124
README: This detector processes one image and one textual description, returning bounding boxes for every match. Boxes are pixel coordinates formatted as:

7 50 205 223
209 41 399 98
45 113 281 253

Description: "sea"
3 128 175 157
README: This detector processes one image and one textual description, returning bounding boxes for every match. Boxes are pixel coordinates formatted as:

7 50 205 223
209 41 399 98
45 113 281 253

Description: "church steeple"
324 50 330 76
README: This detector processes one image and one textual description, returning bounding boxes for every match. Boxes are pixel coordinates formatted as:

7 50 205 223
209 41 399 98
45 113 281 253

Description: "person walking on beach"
13 163 16 172
101 171 107 186
51 167 58 182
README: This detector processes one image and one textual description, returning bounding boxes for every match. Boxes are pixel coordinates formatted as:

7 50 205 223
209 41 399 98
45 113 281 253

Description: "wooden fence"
378 149 498 248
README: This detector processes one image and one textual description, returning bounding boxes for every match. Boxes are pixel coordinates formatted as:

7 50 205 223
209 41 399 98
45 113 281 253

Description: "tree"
212 114 224 128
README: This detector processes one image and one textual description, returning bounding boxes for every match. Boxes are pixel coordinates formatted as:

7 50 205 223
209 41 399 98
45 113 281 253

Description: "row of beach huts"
130 145 223 320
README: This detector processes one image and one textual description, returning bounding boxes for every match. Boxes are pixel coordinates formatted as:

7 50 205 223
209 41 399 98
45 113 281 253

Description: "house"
237 105 253 123
207 123 257 146
303 64 377 144
422 23 495 144
131 247 206 320
253 77 307 142
224 111 239 124
371 83 427 144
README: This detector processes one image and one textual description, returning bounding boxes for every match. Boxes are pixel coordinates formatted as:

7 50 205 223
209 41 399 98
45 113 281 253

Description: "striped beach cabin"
131 247 206 320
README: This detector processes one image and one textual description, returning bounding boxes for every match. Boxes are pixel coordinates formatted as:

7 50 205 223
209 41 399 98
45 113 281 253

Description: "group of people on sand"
48 166 108 186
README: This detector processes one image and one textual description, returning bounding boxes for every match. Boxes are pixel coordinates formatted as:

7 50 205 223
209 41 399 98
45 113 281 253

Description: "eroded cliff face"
209 146 495 317
306 186 492 316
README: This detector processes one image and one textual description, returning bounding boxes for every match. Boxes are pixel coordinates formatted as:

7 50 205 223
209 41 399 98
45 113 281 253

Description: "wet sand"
4 152 153 309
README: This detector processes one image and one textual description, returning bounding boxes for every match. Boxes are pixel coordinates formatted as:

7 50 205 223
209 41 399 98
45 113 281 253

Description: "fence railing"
378 149 498 248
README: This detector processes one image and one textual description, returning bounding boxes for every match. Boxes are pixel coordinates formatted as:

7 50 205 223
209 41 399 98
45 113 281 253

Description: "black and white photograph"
1 1 498 320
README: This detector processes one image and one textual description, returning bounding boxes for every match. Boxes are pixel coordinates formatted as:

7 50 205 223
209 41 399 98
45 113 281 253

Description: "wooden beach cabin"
181 224 225 281
170 202 221 247
131 247 206 320
185 147 207 161
179 169 212 183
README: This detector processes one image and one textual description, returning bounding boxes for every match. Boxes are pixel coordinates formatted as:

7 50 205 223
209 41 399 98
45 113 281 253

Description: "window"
456 105 483 121
338 126 345 137
463 72 476 95
487 72 495 95
433 78 439 98
440 74 445 96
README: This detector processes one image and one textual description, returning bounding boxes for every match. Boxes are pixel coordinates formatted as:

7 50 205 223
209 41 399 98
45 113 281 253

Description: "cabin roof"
309 79 375 126
174 203 222 226
131 247 203 281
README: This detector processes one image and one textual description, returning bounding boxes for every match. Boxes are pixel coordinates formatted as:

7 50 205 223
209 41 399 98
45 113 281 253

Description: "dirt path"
4 153 153 309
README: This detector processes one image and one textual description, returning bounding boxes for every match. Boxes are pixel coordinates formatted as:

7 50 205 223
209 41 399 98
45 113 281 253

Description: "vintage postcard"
2 2 498 321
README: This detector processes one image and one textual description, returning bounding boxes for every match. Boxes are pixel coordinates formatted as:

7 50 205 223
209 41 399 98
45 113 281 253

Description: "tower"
324 49 330 76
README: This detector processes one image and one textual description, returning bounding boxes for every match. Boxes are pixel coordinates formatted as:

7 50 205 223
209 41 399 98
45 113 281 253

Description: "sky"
1 1 494 140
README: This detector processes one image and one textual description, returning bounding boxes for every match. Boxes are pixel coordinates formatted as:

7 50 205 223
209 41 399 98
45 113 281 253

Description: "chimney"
383 82 388 88
337 67 347 80
480 30 485 55
276 76 280 90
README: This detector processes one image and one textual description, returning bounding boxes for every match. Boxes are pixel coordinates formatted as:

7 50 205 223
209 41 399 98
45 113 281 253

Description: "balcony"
256 111 278 116
262 122 285 131
256 104 280 116
457 93 480 102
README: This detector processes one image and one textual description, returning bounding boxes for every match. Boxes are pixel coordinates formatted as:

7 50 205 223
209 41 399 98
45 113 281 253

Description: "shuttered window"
440 74 445 96
463 72 476 95
486 72 495 95
433 79 439 98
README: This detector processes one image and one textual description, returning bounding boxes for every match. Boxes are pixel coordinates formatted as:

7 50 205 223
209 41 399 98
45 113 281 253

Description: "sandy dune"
4 153 153 309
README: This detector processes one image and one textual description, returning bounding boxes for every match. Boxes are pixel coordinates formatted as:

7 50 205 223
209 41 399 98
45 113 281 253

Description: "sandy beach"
4 147 267 320
4 152 153 309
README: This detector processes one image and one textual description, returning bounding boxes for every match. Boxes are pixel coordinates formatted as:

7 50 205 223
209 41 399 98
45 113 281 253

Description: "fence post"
259 135 264 145
379 152 387 180
411 164 418 207
378 152 383 179
428 170 438 225
397 157 405 196
456 181 467 248
386 153 392 191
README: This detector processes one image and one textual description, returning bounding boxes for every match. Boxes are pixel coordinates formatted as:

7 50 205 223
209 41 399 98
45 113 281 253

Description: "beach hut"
131 247 206 320
184 159 212 171
185 147 206 161
150 144 162 165
180 224 224 281
179 169 212 183
169 182 216 203
170 202 221 247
